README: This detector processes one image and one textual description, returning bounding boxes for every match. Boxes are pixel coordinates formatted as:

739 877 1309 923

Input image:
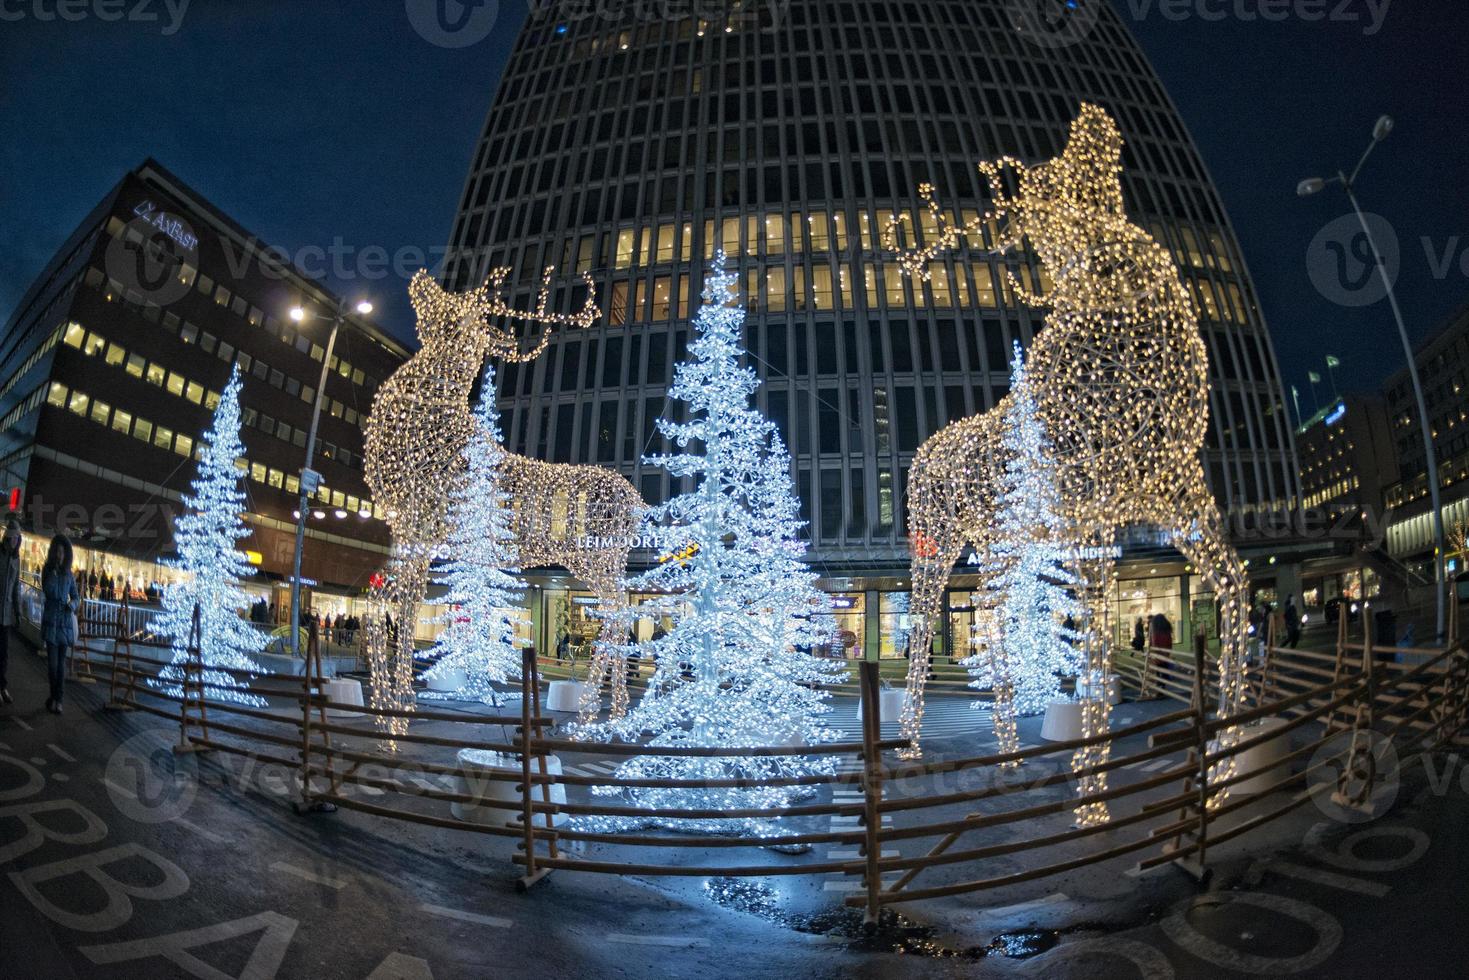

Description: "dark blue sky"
2 0 1464 409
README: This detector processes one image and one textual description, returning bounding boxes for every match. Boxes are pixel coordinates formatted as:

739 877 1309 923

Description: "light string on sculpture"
364 266 647 744
888 104 1251 823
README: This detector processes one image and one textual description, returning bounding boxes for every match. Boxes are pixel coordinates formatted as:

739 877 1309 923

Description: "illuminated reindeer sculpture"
893 104 1248 821
363 267 643 739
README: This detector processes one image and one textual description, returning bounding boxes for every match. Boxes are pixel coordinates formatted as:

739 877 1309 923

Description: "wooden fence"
68 597 1469 929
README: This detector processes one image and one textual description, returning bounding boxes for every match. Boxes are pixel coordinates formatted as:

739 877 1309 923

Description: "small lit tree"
420 368 527 705
966 342 1086 751
153 362 268 706
588 253 846 834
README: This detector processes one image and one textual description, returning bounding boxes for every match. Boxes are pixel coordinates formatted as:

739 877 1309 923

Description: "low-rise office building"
0 160 409 621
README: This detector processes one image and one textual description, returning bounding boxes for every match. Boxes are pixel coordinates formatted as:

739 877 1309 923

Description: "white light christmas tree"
153 362 267 706
420 367 527 705
587 253 847 834
964 342 1086 754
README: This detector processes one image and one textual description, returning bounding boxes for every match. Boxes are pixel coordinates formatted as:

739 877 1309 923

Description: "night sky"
2 0 1464 414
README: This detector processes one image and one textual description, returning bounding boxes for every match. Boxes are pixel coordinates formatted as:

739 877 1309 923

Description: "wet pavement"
2 639 1468 978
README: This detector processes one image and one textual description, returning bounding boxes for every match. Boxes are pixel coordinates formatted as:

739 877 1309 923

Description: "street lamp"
285 296 373 659
1299 114 1446 642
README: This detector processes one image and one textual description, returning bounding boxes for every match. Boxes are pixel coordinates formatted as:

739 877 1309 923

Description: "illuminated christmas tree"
153 362 267 706
590 253 845 833
966 342 1086 750
420 368 527 705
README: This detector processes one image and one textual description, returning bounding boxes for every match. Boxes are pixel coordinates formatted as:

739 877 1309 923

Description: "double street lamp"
1298 115 1446 642
286 296 373 659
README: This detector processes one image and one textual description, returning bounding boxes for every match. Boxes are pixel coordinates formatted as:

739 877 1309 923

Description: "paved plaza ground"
2 637 1468 979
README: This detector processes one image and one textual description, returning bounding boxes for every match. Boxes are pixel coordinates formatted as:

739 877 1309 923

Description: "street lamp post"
1299 115 1447 642
287 296 373 659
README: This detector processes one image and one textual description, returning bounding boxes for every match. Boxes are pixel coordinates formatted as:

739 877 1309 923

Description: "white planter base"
451 748 568 827
855 688 908 724
545 679 589 713
321 678 364 719
1040 700 1085 741
1228 718 1292 796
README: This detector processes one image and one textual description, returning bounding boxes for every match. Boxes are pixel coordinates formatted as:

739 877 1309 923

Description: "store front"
1113 569 1189 648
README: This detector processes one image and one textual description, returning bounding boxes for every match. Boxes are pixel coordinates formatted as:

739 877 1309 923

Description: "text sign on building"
132 200 199 251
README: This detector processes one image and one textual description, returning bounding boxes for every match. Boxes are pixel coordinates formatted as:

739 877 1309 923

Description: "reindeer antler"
479 265 600 363
882 171 1023 281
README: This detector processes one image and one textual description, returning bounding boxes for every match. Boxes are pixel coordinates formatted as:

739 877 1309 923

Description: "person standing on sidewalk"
41 534 78 715
0 516 21 705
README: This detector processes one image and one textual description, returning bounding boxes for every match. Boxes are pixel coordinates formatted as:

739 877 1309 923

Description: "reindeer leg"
1166 476 1249 806
899 493 965 760
1072 552 1116 827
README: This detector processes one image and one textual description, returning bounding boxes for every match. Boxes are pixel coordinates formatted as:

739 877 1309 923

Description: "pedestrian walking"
1284 595 1301 649
1131 617 1146 653
0 516 22 706
41 534 79 715
1149 612 1173 651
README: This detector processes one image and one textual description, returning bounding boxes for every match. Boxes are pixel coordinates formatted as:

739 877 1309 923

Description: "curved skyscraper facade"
444 1 1299 657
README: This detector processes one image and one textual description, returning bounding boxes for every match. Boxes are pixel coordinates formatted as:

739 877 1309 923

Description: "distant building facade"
1382 302 1469 567
0 161 409 618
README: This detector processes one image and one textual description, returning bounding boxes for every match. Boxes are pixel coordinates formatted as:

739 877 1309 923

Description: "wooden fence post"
526 650 559 863
105 595 137 711
1167 633 1211 881
295 619 337 814
1336 604 1380 814
517 646 550 891
174 604 208 755
858 660 883 931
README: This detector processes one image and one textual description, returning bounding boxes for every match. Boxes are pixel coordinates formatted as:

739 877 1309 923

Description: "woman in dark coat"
1149 612 1173 651
41 534 79 714
1131 617 1147 653
0 518 21 705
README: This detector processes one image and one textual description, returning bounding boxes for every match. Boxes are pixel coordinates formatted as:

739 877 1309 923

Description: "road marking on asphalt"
47 743 75 762
270 862 349 889
1143 758 1176 772
823 877 901 892
1265 860 1392 897
420 903 513 929
176 816 227 844
985 892 1070 916
826 848 898 859
12 717 32 731
605 933 710 947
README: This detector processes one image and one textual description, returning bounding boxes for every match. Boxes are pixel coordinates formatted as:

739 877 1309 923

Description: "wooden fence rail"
62 597 1469 928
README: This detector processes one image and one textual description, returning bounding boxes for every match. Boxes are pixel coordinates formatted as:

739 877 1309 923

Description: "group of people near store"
1128 594 1302 658
77 568 162 604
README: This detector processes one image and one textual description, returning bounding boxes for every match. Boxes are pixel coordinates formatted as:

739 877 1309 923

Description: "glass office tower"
443 1 1300 656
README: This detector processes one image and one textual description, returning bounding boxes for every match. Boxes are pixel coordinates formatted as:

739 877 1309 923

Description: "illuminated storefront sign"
132 200 199 251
